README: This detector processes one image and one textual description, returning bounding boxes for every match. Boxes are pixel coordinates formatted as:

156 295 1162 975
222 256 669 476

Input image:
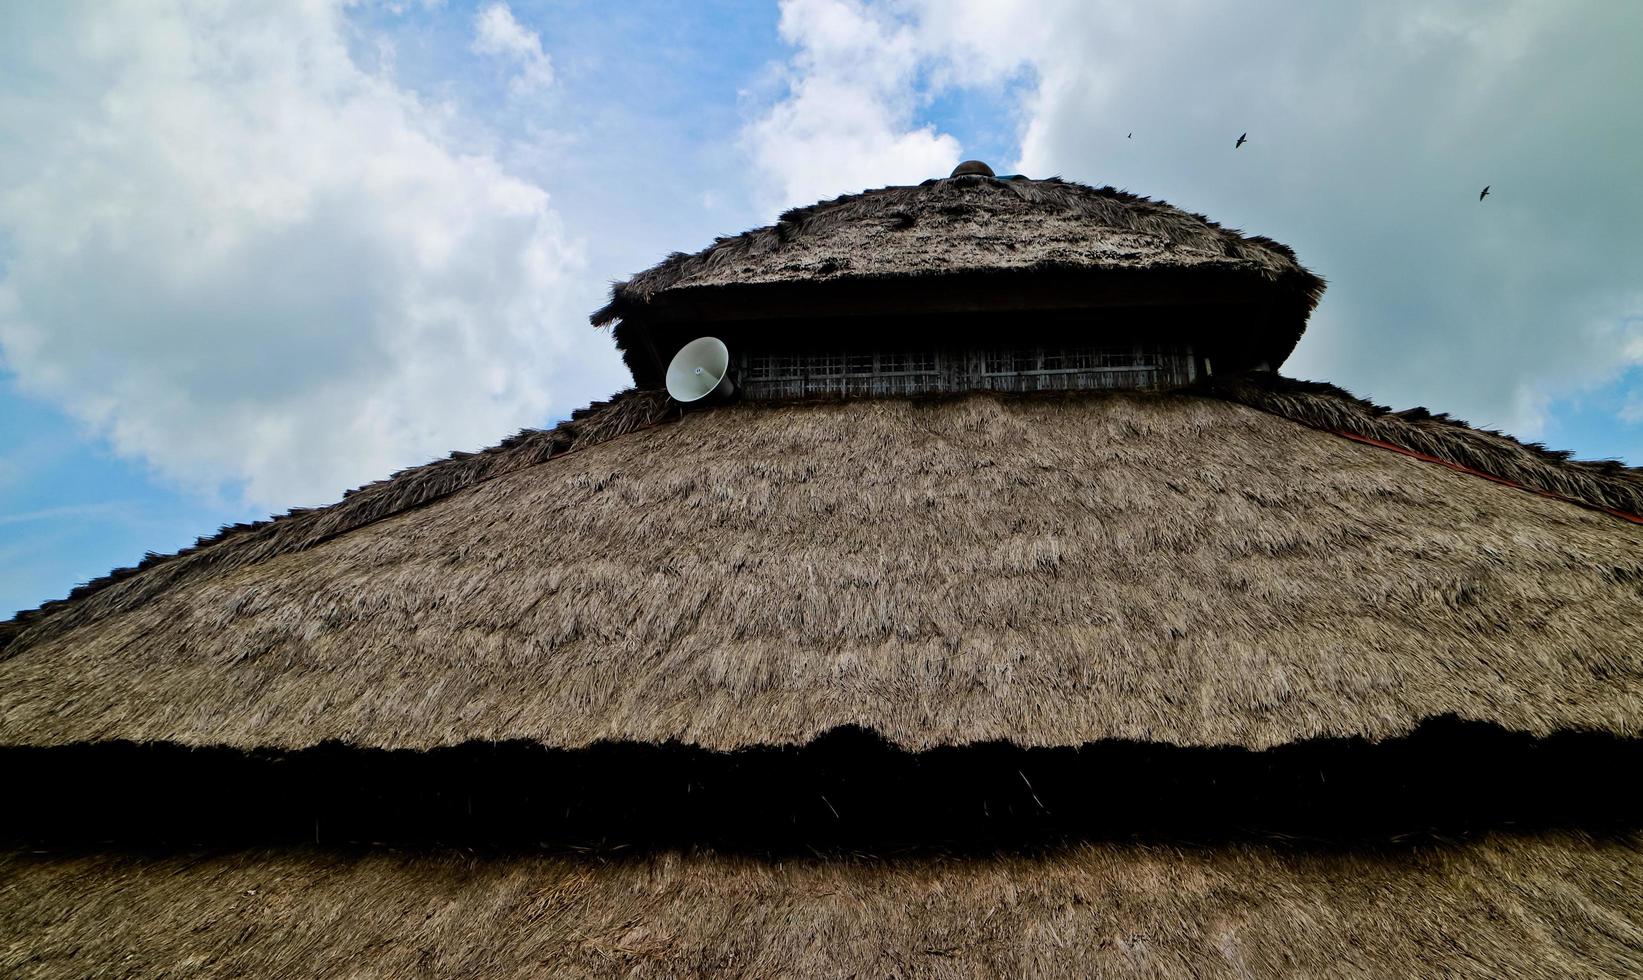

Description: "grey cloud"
1009 1 1643 437
754 0 1643 444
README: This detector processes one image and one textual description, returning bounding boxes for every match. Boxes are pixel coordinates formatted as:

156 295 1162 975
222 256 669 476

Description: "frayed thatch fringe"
1216 374 1643 519
4 832 1640 978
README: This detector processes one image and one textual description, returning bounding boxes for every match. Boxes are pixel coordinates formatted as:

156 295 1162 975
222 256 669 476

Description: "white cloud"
0 0 623 508
472 2 554 96
748 0 1643 440
742 0 961 212
1620 397 1643 426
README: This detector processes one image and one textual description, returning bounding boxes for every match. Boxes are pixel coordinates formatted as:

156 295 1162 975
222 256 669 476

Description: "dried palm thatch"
4 832 1640 978
4 382 1640 752
8 160 1640 979
591 175 1326 384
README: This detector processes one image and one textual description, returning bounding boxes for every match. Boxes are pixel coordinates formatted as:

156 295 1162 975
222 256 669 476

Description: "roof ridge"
1213 374 1643 519
0 389 679 656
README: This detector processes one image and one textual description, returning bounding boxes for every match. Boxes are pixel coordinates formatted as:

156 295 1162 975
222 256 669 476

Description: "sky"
2 0 1641 616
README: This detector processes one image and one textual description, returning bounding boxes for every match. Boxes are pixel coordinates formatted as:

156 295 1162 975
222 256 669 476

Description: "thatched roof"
5 832 1640 978
8 159 1641 977
4 377 1640 753
591 174 1326 384
6 168 1643 971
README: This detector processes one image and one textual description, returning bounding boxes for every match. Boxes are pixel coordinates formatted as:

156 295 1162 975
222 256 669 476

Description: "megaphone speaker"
665 336 735 404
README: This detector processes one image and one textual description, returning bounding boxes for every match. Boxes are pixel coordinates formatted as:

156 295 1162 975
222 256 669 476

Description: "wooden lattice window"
737 345 1196 400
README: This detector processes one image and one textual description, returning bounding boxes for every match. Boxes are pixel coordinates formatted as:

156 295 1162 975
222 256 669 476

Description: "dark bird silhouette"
1235 132 1247 148
1479 185 1491 201
1127 132 1132 139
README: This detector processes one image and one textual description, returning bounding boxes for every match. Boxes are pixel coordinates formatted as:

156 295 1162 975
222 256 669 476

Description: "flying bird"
1479 185 1491 201
1127 132 1133 139
1235 132 1247 149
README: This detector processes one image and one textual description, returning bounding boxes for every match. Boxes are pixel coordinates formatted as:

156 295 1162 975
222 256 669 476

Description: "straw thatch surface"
4 833 1640 978
591 175 1326 382
4 386 1640 752
592 175 1321 321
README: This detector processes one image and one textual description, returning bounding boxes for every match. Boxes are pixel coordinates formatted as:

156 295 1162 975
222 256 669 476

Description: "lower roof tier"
3 385 1641 752
4 832 1639 978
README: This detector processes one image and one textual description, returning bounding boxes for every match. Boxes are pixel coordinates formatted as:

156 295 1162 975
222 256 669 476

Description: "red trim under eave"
1328 429 1643 527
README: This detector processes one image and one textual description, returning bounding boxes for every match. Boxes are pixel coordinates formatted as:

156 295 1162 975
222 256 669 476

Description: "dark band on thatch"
591 176 1327 384
4 832 1640 978
6 721 1638 849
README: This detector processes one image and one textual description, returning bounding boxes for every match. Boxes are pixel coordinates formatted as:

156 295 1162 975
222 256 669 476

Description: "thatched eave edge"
3 703 1637 755
1213 373 1643 521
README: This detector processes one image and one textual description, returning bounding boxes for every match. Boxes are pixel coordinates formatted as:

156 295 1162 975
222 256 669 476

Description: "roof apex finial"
949 160 995 178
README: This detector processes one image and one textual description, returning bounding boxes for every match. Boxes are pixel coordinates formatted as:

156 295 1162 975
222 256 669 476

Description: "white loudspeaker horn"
665 336 735 404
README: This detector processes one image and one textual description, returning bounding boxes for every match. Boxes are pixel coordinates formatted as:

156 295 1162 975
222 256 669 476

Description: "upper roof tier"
593 167 1326 386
